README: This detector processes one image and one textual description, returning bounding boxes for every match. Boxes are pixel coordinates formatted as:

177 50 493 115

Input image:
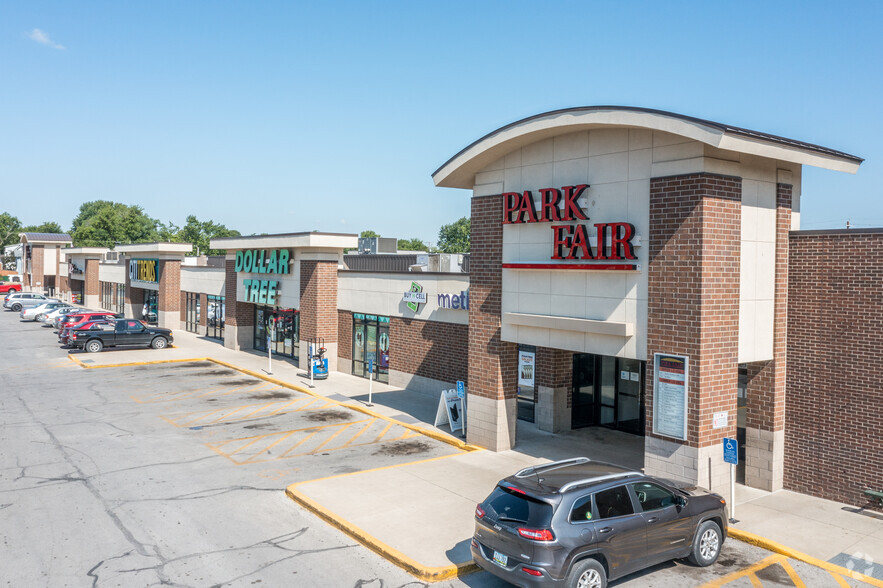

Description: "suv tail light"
521 566 543 576
517 528 555 541
475 504 485 519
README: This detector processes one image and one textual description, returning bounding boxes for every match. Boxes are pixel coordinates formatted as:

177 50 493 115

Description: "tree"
0 212 22 248
359 230 379 239
21 221 64 234
178 215 240 255
70 200 162 247
397 238 427 251
437 217 470 253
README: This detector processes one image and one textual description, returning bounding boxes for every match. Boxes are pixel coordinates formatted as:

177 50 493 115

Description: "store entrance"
254 307 299 364
351 313 389 384
571 353 644 435
141 290 158 325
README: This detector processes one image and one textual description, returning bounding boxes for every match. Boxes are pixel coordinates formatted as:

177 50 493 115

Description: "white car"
4 292 52 311
21 301 68 321
38 306 77 324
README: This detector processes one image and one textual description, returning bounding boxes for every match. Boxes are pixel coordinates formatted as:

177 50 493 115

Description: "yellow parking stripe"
779 560 807 588
830 571 851 587
340 419 377 448
747 572 762 587
311 422 358 454
372 422 393 444
699 554 785 587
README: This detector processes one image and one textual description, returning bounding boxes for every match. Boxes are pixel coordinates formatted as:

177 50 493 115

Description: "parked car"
21 301 70 321
70 318 173 353
3 292 54 311
38 306 77 325
0 280 22 295
58 312 122 345
471 458 727 588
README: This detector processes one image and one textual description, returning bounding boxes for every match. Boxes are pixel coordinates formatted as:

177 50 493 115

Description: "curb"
729 528 883 587
285 484 479 582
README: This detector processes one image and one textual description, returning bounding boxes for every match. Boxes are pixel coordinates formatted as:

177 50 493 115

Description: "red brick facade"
85 258 100 296
299 260 338 345
468 194 517 401
536 347 573 405
224 259 253 329
389 317 468 383
647 173 742 448
785 229 883 508
338 310 353 360
158 260 181 313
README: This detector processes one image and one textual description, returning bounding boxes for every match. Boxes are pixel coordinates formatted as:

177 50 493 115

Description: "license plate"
492 551 508 567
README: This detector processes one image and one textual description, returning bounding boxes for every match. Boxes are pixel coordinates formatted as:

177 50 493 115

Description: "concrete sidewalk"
69 329 883 583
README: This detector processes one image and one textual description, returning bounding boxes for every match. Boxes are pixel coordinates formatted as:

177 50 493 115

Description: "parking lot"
1 308 878 587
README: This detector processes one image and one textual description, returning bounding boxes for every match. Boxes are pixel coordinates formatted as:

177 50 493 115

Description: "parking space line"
341 419 377 448
830 571 851 587
699 554 785 587
780 559 808 587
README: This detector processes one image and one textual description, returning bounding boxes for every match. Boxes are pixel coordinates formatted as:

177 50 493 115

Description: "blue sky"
2 1 881 245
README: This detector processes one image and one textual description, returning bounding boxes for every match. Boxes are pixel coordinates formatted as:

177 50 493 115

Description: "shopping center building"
25 106 880 509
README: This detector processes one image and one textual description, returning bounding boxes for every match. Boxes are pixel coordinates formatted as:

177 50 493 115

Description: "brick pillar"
124 265 141 319
223 258 253 350
199 293 208 328
743 184 791 491
84 258 100 309
299 260 339 368
157 259 181 329
31 245 45 291
535 347 573 432
467 194 518 451
645 173 742 493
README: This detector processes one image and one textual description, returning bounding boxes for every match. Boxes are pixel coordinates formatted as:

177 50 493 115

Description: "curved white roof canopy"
432 106 863 189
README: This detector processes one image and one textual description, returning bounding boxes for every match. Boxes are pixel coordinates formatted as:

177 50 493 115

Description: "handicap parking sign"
723 437 738 465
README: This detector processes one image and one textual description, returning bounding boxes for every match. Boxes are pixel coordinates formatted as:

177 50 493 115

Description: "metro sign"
501 185 638 270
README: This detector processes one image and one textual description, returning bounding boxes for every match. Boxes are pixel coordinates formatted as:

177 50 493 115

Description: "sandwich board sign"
434 388 464 434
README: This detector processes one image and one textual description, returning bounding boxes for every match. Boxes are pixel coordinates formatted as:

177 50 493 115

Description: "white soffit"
432 106 863 189
504 312 634 337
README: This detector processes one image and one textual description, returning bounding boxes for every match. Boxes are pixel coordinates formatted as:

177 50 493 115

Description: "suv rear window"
485 486 553 527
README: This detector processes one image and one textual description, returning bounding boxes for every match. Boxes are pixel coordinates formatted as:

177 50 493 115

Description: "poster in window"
379 331 389 368
518 351 536 387
652 353 689 440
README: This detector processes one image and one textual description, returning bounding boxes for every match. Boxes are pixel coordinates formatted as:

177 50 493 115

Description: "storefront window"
142 291 158 325
115 284 125 315
184 292 200 333
352 314 389 384
206 295 225 341
254 306 299 364
100 282 114 310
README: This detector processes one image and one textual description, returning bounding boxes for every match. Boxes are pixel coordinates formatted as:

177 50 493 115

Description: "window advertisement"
518 350 536 387
652 353 689 440
517 346 536 423
352 313 389 383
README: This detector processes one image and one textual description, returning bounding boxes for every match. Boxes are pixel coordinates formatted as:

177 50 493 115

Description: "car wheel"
151 336 168 350
85 339 103 353
11 303 21 312
567 558 607 588
688 520 722 566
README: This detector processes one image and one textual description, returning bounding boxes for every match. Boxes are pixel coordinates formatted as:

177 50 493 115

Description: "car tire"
11 303 21 312
688 520 722 567
85 339 103 353
566 558 607 588
151 336 168 350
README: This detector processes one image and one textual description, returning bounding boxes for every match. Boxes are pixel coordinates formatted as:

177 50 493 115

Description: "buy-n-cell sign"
502 184 638 270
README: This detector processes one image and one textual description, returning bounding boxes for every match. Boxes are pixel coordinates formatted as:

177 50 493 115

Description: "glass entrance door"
617 358 643 435
572 354 596 428
351 314 389 384
254 307 299 364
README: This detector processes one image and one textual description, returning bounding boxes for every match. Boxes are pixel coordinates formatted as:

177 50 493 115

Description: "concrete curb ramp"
68 354 881 585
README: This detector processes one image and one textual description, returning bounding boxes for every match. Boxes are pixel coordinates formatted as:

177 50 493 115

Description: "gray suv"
472 458 727 587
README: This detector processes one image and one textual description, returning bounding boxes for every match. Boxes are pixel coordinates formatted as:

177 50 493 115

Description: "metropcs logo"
502 184 638 270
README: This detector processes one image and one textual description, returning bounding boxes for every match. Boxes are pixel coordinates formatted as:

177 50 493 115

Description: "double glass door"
572 354 644 435
352 314 389 384
255 307 299 363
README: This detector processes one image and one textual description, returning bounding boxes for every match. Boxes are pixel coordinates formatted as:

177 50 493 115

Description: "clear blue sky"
2 1 881 245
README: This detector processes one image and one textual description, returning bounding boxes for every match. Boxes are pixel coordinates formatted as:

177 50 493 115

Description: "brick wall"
468 194 517 401
200 293 207 327
224 258 253 328
339 310 353 360
299 260 338 344
58 275 68 297
158 260 181 313
85 258 99 296
786 229 883 508
647 173 741 448
390 317 468 383
31 245 44 287
536 347 573 404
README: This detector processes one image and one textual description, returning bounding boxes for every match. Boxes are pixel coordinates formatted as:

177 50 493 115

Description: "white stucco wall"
338 272 470 325
180 267 225 296
98 263 126 284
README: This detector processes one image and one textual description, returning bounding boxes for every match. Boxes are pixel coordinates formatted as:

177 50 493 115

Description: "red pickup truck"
0 281 22 295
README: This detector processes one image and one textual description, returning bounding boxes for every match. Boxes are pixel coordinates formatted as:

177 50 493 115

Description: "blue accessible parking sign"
723 437 738 465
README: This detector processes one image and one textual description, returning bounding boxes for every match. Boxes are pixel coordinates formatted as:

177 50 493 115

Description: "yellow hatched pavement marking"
779 559 808 588
131 380 270 404
830 571 851 587
160 397 335 427
699 554 785 587
746 572 762 587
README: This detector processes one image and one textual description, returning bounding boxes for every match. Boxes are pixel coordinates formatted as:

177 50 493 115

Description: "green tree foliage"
21 221 64 234
397 238 427 251
0 212 22 248
70 201 162 247
437 217 470 253
359 230 379 239
178 215 240 255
